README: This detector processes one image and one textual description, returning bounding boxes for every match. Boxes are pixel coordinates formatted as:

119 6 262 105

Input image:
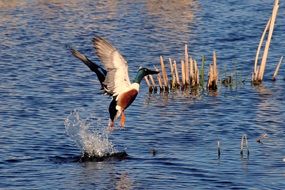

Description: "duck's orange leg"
120 111 126 128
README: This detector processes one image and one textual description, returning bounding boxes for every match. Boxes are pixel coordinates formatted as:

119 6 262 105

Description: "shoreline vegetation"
145 0 282 94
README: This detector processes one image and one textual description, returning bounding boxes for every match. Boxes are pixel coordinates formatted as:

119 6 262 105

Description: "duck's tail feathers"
70 48 107 89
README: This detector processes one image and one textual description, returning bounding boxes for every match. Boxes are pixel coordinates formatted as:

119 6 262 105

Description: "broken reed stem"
169 58 176 88
200 56 206 87
185 59 190 86
145 76 155 92
160 56 169 88
207 51 218 90
173 60 180 86
185 44 189 85
189 57 194 86
272 56 283 81
258 0 279 81
254 0 279 83
149 75 156 87
181 60 186 86
154 65 163 89
213 51 218 82
188 57 200 87
254 18 271 77
144 76 151 87
207 64 213 89
194 59 199 86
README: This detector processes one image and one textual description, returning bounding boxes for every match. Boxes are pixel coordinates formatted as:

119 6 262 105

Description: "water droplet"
64 108 116 157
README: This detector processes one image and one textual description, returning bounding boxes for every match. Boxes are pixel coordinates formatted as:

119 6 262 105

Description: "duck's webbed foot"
108 119 115 129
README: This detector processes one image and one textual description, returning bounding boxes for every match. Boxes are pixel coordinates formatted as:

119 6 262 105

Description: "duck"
71 36 159 128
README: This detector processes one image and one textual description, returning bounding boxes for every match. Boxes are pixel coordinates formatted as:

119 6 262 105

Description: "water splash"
64 108 116 157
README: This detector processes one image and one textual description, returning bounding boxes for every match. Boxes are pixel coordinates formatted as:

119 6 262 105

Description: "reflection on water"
0 0 27 9
146 0 198 31
116 172 133 190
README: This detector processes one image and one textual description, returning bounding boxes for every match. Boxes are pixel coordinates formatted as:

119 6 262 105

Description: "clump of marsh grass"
145 44 219 94
220 62 246 89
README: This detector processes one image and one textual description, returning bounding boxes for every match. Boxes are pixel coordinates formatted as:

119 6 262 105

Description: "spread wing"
93 36 131 96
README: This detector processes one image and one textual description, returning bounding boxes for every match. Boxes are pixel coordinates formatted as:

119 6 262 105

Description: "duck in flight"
71 36 159 128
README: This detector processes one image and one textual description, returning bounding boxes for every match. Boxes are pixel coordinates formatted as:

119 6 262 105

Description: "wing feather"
93 36 131 96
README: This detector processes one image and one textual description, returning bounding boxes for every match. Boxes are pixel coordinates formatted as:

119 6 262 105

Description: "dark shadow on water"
49 151 128 164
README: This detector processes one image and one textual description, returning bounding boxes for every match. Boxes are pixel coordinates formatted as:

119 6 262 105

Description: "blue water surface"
1 0 285 189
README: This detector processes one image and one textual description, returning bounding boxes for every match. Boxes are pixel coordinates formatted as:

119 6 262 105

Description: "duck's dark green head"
133 67 159 84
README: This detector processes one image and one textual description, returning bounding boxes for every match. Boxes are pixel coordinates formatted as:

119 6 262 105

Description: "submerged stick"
217 141 221 158
272 56 283 81
240 134 249 157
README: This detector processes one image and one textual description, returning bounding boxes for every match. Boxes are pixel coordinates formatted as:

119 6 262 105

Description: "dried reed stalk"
254 18 271 77
194 59 199 86
144 76 151 87
144 76 154 92
185 44 189 85
253 0 279 83
200 56 206 87
213 51 218 82
173 60 180 86
181 60 186 86
258 0 279 81
160 56 168 88
207 51 218 90
207 64 213 89
189 57 194 85
154 66 163 89
149 75 157 88
169 58 176 88
272 56 283 81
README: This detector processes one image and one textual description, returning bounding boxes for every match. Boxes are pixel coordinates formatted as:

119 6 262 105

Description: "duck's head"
138 67 159 76
134 67 159 83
